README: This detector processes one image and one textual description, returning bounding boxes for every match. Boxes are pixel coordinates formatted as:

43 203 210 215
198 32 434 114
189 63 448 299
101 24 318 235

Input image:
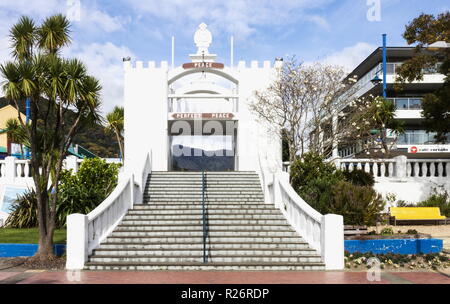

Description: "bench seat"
390 207 446 225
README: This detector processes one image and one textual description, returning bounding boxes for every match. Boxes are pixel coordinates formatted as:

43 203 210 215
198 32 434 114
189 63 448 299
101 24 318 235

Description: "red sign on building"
182 62 224 69
171 113 234 120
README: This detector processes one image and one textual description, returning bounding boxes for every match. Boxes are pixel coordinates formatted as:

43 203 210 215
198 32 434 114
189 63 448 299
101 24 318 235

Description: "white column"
331 115 339 158
321 214 344 270
5 156 16 183
393 155 407 178
65 155 79 173
66 214 88 270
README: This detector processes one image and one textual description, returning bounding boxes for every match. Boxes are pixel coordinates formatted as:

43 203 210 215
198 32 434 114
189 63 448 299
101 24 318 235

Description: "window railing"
388 98 423 110
397 132 450 145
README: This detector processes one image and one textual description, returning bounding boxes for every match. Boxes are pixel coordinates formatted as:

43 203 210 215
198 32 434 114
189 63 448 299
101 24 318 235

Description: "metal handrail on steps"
202 170 208 263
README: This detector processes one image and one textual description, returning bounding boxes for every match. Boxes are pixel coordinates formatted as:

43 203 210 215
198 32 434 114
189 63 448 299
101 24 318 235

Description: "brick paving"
0 270 444 284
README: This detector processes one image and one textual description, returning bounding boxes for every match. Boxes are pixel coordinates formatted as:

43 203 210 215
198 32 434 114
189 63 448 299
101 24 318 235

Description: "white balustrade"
266 172 344 270
66 151 152 270
407 159 450 178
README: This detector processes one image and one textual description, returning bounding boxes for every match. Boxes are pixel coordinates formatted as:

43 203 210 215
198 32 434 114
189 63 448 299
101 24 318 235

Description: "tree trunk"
36 188 55 259
115 131 124 161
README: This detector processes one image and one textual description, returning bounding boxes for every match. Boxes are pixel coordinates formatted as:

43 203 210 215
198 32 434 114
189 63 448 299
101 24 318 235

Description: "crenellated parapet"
124 60 169 71
236 60 274 70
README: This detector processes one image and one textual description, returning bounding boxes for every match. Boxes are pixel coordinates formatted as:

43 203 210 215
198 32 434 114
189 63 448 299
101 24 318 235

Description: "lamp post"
371 34 387 99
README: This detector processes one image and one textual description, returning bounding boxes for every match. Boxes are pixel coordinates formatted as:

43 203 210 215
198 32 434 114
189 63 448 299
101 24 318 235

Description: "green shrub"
5 158 120 228
329 181 385 226
290 152 343 190
342 169 375 187
4 190 38 228
380 227 394 235
395 190 450 216
406 229 419 235
56 158 121 227
417 191 450 217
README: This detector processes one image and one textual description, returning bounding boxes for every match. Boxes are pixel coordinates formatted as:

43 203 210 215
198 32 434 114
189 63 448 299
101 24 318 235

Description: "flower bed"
345 251 450 271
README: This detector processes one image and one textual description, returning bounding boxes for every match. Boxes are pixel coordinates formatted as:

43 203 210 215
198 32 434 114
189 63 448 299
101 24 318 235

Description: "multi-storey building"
332 46 449 159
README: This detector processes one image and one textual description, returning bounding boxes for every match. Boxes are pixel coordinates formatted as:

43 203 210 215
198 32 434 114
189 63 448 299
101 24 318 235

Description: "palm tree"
105 106 124 160
0 118 28 158
1 14 102 260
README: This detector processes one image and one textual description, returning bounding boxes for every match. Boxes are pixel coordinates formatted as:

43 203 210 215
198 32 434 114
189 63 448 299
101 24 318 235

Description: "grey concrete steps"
120 219 289 225
115 224 295 231
92 248 317 256
110 230 299 237
88 255 323 263
85 171 323 271
97 242 311 250
106 236 304 243
85 262 325 271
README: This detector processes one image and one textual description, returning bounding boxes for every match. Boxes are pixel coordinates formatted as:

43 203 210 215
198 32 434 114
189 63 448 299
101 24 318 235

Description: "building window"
388 98 423 110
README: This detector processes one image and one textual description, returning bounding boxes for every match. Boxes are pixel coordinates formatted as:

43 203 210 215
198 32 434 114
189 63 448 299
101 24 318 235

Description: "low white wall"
374 178 450 206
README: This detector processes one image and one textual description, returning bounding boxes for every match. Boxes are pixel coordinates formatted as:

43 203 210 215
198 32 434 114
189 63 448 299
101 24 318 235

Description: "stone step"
144 194 264 198
110 230 299 237
123 214 284 220
106 236 303 243
145 190 264 194
126 210 281 217
92 248 317 256
145 198 264 202
85 263 325 271
120 219 289 225
98 242 310 250
115 224 294 232
88 255 322 263
131 203 276 210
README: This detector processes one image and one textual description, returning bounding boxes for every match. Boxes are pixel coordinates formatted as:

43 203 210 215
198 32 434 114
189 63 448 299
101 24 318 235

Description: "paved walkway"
0 270 448 284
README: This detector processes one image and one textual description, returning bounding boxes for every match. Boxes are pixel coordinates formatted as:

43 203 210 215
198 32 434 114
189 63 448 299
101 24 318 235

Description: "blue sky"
0 0 448 113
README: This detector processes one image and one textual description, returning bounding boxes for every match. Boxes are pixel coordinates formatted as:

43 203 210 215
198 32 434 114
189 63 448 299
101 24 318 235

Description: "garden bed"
345 251 450 271
0 228 66 244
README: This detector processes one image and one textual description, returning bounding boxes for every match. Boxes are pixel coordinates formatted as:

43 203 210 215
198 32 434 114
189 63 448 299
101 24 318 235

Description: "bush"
56 158 121 227
342 169 375 187
380 227 394 235
395 190 450 217
5 158 120 228
290 152 343 190
329 181 385 226
4 190 38 228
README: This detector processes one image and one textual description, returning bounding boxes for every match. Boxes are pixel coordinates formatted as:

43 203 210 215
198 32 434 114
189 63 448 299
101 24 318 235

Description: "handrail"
201 170 208 263
66 150 152 270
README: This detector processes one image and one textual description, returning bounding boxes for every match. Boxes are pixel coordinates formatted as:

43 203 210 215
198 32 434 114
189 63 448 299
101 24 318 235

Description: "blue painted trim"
382 34 387 98
0 244 66 257
345 238 443 255
25 97 30 159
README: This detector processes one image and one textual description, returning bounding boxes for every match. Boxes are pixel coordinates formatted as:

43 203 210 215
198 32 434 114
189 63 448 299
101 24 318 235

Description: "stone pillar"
66 214 88 270
5 156 16 183
393 155 407 178
65 155 79 173
321 214 344 270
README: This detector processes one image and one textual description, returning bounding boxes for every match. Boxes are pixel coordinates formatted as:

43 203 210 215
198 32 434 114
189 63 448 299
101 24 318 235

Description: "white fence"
263 171 344 270
66 151 152 270
0 155 122 189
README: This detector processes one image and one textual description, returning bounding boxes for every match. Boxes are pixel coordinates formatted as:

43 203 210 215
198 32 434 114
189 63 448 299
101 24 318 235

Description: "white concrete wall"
236 61 282 173
124 61 169 175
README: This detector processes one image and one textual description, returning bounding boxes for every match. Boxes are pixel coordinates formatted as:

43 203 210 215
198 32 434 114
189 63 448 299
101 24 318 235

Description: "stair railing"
202 170 208 263
66 150 152 270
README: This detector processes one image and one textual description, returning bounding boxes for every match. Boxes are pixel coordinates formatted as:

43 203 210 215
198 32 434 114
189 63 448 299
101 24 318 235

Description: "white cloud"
319 42 376 72
306 15 330 30
124 0 334 39
63 42 135 115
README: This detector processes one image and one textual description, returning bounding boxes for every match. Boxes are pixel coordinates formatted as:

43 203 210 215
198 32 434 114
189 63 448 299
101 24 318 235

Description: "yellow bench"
390 207 447 225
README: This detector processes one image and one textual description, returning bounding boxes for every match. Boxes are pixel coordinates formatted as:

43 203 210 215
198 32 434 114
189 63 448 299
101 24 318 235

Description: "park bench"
344 225 368 238
390 207 447 225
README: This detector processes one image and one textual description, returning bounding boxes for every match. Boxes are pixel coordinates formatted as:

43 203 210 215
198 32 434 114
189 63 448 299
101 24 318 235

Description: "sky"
0 0 448 114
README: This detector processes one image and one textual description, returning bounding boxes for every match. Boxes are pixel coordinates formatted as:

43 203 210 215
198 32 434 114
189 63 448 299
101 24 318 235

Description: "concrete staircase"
85 171 325 270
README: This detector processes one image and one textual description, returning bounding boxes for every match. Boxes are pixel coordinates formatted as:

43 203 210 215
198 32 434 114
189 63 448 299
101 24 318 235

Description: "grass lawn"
0 228 66 244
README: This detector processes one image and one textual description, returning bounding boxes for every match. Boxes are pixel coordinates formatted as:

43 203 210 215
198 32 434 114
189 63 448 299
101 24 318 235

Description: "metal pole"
382 34 387 98
230 35 234 68
171 36 175 69
25 98 30 159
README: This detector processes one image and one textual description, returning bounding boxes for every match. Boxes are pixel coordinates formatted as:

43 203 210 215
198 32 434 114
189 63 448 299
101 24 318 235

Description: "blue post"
382 34 387 98
25 98 30 159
